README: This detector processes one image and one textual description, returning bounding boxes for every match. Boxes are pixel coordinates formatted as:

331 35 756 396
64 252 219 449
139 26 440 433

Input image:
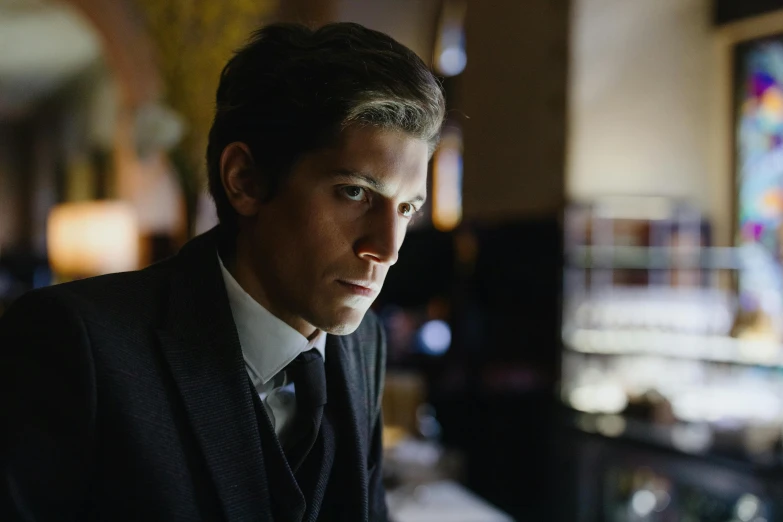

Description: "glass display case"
559 196 783 521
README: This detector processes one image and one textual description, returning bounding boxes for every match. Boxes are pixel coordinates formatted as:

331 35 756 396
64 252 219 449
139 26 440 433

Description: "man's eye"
399 203 416 217
342 186 366 201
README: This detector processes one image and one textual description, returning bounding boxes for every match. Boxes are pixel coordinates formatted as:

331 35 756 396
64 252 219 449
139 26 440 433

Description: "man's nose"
355 205 401 266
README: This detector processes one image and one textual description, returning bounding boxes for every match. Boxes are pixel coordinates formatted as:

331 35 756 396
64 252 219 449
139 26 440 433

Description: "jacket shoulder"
6 258 175 326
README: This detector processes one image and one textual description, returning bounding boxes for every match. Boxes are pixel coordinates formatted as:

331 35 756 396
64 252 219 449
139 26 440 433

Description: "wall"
567 0 713 213
278 0 440 64
458 0 570 221
336 0 440 63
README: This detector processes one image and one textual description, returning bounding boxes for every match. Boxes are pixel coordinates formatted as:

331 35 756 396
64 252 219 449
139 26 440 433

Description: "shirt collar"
218 254 326 386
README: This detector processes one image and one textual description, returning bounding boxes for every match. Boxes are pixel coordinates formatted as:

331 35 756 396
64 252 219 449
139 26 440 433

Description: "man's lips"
337 280 380 297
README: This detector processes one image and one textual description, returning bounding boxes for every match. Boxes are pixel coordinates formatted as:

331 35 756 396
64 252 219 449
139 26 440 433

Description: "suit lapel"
156 228 272 521
326 333 370 520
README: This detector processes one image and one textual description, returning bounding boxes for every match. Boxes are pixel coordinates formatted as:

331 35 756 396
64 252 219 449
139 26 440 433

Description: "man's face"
243 125 429 335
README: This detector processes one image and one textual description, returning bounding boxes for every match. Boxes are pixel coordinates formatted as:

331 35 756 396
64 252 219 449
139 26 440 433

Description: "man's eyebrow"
332 169 427 204
332 169 386 192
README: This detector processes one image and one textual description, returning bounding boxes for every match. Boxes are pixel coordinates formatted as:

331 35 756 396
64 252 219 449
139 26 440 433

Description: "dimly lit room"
3 1 783 521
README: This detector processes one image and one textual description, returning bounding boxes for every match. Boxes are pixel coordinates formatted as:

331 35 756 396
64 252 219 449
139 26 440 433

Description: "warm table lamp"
47 201 139 279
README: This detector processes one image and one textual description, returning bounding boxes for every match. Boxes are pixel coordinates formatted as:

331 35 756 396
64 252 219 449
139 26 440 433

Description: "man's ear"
220 142 264 217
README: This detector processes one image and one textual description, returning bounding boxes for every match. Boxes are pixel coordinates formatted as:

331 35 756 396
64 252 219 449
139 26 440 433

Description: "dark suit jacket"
0 228 388 521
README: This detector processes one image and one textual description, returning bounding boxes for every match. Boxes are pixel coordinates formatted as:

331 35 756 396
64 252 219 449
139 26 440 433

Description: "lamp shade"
47 201 139 276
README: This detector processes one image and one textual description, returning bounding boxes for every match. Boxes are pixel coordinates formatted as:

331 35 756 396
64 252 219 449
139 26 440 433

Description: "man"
0 22 445 521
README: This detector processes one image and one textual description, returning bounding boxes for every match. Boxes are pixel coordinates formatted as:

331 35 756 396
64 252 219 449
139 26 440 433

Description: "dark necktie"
283 348 327 473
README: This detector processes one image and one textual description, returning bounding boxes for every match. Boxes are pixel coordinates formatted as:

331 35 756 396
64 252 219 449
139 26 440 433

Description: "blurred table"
387 480 514 522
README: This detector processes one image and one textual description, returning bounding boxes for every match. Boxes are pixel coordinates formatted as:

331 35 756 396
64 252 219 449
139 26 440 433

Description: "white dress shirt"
218 255 326 443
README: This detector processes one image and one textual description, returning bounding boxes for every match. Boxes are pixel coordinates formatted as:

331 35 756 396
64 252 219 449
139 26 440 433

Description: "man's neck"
227 236 317 339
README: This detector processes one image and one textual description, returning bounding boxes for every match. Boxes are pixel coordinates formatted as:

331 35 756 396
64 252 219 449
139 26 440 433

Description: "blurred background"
4 0 783 520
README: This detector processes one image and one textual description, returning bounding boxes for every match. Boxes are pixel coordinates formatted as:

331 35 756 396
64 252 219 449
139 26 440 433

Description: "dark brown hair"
206 22 446 233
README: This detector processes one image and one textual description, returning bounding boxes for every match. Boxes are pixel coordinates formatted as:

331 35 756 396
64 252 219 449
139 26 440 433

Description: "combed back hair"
206 22 446 233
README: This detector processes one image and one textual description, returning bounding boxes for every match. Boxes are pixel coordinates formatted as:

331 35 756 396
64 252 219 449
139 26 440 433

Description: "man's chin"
312 305 369 336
